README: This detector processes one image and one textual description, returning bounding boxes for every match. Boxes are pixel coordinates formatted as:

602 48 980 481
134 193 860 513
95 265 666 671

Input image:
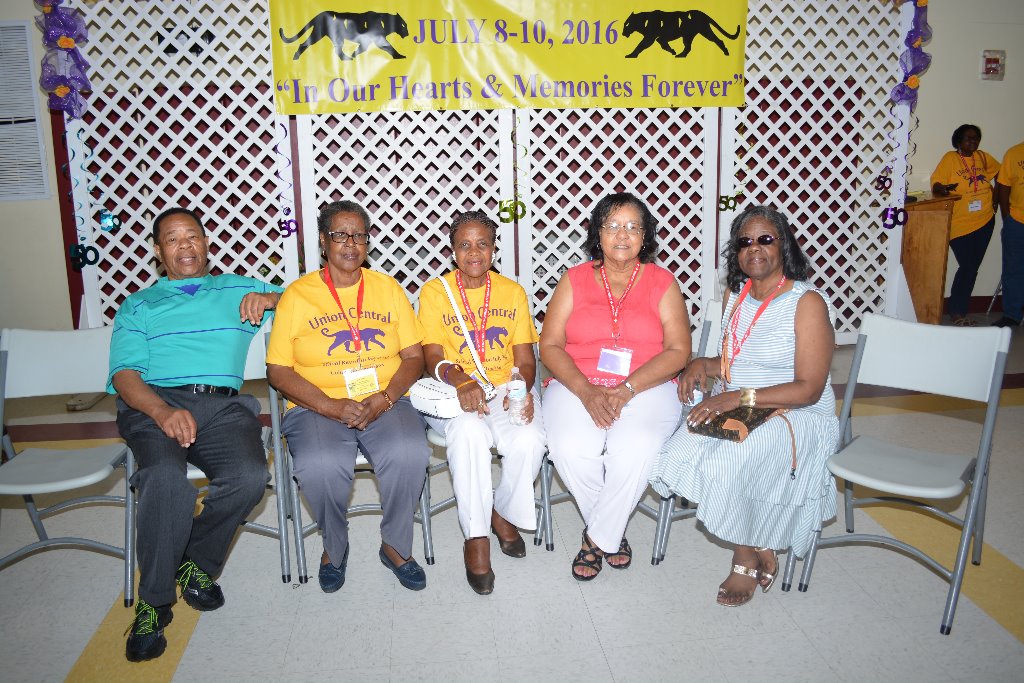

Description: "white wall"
909 0 1024 301
1 0 1021 330
0 0 72 330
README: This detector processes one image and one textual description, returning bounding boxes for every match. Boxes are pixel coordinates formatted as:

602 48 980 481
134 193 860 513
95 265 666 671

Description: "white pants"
424 384 546 539
543 380 681 553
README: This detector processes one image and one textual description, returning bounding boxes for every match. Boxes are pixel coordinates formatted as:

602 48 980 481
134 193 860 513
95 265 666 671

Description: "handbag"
687 406 782 442
410 276 497 418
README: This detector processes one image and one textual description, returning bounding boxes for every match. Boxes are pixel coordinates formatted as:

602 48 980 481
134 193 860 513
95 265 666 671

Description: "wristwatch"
623 381 636 396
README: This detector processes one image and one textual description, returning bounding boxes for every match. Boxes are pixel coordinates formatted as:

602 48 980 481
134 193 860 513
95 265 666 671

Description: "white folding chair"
123 325 292 606
790 313 1011 634
0 327 131 595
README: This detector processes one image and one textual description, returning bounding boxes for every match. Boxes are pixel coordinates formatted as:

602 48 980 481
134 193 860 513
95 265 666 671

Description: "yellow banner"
269 1 747 114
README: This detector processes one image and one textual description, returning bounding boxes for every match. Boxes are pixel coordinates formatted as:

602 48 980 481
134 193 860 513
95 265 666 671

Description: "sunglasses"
734 234 777 249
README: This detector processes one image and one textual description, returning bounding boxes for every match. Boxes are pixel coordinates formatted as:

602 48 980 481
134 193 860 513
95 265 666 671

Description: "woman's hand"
677 358 710 403
503 390 535 423
685 390 741 427
604 383 632 419
321 397 369 428
458 378 490 416
352 392 392 429
578 383 618 429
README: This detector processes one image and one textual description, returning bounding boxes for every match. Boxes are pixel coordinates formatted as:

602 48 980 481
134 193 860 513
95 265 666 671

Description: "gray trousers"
282 398 429 565
117 389 270 606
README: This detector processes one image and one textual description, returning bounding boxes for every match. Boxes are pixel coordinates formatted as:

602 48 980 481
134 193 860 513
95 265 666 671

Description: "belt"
167 383 239 397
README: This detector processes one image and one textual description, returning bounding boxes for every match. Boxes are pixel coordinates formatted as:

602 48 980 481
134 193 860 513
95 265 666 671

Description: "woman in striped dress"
649 205 839 607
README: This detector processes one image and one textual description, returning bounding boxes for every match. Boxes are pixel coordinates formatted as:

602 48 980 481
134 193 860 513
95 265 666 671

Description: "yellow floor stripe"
866 508 1024 640
65 573 200 683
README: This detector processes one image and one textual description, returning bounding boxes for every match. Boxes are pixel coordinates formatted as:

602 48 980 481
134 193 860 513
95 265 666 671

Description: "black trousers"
947 217 995 317
117 388 269 606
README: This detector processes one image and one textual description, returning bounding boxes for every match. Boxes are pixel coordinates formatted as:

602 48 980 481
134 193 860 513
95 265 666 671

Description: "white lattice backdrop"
69 0 297 325
66 0 906 340
729 0 903 337
522 107 712 328
295 109 509 300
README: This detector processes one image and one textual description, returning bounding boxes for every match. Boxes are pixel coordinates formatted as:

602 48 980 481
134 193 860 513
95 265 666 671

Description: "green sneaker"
125 599 173 662
176 559 225 611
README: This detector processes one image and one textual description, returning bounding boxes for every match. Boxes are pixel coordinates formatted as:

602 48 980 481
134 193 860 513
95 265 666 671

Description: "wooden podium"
901 194 958 324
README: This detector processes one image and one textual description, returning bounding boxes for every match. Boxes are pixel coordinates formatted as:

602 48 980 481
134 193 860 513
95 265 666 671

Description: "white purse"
410 276 497 418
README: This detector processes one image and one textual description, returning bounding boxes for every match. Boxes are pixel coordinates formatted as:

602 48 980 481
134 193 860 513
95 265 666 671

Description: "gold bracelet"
379 391 394 412
454 379 477 391
739 387 756 407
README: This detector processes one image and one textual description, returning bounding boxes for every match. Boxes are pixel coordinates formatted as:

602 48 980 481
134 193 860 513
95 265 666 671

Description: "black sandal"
605 537 633 570
571 532 603 581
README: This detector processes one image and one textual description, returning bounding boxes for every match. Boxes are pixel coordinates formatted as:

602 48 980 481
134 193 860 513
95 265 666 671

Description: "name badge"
344 367 380 397
968 199 983 212
597 346 633 377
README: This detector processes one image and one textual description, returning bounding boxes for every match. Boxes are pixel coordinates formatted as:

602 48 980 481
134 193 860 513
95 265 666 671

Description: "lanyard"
322 267 366 360
721 275 787 383
599 261 642 344
455 271 491 362
958 153 979 194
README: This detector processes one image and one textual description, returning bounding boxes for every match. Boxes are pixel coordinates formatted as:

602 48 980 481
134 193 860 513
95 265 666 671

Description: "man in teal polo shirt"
108 207 282 662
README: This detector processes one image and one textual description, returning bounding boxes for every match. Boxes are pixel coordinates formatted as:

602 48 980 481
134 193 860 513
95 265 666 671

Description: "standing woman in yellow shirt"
931 124 1001 326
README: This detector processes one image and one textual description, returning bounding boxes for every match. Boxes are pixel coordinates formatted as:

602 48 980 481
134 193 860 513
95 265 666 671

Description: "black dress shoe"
993 316 1021 328
491 525 526 558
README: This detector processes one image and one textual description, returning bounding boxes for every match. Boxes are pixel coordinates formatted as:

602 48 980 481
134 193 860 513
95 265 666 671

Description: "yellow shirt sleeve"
998 143 1024 223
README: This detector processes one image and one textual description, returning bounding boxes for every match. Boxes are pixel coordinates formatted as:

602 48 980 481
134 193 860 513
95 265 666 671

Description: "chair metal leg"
124 452 136 607
972 463 989 566
844 480 855 533
24 495 48 540
781 548 798 591
987 280 1002 315
798 529 822 592
272 446 291 583
289 473 309 583
941 482 985 634
541 456 555 551
651 496 674 565
419 471 435 565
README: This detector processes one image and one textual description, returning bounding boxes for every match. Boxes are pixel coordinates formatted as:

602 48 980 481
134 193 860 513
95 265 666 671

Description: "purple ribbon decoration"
890 0 931 111
35 0 92 119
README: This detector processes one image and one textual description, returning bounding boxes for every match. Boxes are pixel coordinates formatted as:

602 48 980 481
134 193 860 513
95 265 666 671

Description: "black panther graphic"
279 11 409 61
457 326 509 354
623 10 740 59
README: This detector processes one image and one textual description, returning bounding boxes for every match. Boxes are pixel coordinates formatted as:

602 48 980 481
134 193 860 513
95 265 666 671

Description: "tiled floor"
2 317 1023 682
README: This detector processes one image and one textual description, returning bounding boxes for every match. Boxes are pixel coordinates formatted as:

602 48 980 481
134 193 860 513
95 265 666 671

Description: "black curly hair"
582 192 659 266
722 205 811 293
951 124 982 149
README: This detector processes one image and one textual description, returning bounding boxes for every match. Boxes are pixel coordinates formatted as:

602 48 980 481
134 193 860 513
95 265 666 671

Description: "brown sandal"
754 547 778 593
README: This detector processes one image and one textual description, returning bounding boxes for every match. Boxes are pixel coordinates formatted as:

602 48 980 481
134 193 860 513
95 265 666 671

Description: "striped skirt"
649 408 839 558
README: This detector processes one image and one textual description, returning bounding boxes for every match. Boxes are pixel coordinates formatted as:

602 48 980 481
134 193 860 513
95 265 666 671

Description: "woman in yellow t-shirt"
417 210 546 595
930 124 1000 326
267 200 430 593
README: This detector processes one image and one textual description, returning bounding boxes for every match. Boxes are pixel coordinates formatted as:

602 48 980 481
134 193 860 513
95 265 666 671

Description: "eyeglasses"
601 221 643 236
734 234 777 249
326 231 370 245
